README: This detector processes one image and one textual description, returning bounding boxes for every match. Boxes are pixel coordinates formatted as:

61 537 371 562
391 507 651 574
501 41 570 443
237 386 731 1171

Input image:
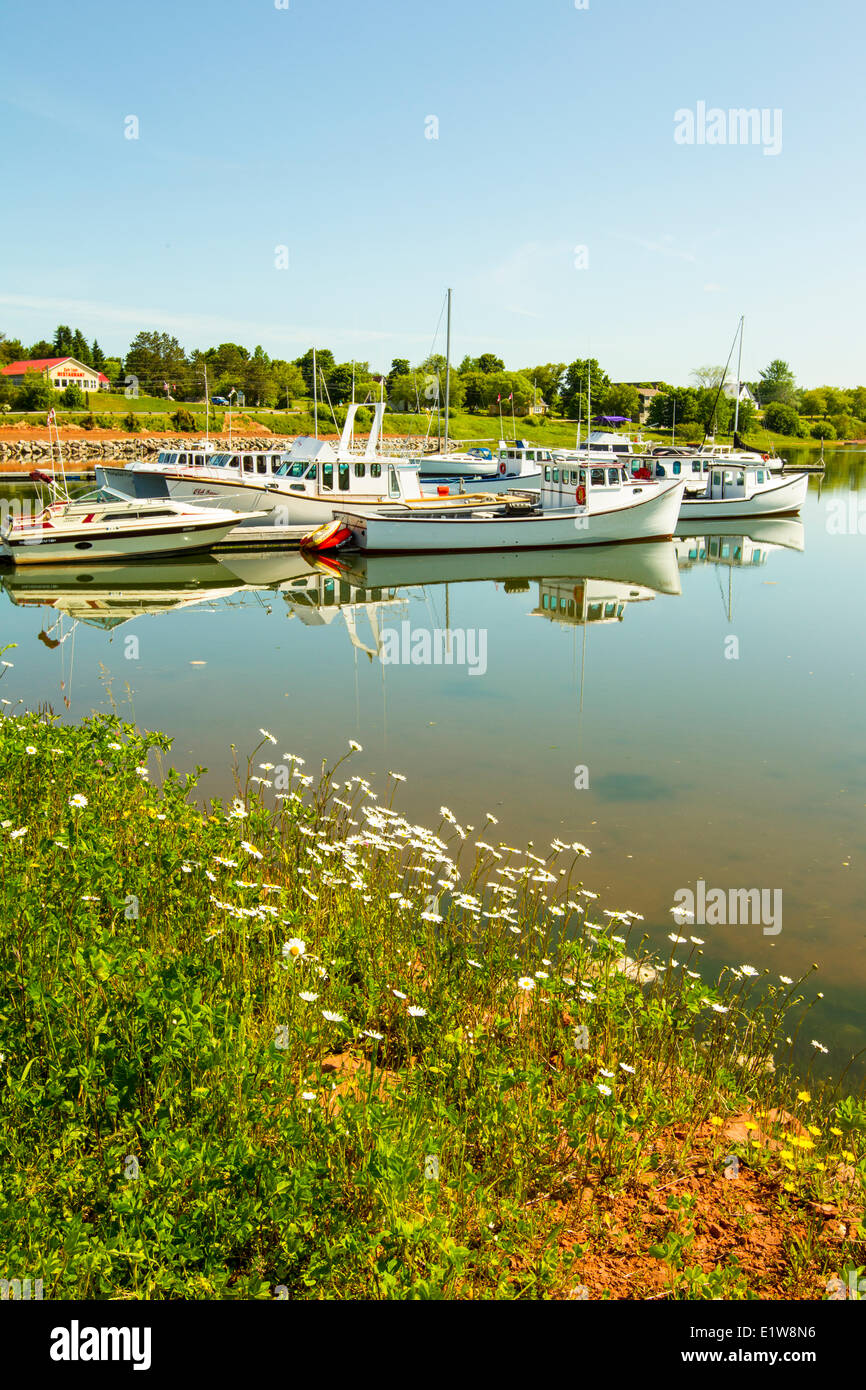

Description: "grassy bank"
0 697 863 1299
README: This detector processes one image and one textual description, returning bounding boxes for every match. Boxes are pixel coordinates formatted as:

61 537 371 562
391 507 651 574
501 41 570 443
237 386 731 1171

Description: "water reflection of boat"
327 540 682 598
1 555 244 629
674 516 805 572
531 576 661 628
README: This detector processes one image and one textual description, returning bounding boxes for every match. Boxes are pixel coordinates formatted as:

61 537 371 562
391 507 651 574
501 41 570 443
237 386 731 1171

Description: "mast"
313 347 318 440
733 314 745 437
443 287 452 454
672 393 676 446
576 375 582 452
203 363 209 445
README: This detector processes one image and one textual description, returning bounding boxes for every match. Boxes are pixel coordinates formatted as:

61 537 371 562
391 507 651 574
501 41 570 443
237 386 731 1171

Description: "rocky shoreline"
0 432 439 471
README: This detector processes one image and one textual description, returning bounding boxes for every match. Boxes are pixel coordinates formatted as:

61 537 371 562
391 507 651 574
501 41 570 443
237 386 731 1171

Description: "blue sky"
1 0 863 384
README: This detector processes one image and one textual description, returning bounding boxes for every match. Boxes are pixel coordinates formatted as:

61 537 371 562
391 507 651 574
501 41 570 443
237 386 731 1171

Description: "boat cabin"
155 447 289 477
497 438 554 467
272 456 425 503
705 462 774 500
541 461 639 505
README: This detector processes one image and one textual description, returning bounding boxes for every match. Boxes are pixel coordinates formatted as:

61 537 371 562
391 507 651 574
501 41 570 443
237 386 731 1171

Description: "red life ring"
499 461 507 476
576 484 586 505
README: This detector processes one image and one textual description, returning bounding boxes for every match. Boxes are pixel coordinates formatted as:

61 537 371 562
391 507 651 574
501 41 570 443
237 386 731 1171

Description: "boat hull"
1 515 243 566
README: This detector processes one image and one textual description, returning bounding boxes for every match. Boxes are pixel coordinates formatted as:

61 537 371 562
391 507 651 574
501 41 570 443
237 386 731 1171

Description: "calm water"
2 446 864 1075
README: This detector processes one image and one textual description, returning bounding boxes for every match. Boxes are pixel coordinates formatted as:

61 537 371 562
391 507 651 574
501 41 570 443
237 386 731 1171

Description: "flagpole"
510 393 516 442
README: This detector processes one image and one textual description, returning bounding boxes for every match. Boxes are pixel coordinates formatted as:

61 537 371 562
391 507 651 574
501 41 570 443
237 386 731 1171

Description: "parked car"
211 395 228 406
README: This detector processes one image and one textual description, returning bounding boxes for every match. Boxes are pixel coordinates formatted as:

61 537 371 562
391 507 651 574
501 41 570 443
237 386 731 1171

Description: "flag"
47 408 56 424
496 393 501 403
508 393 513 401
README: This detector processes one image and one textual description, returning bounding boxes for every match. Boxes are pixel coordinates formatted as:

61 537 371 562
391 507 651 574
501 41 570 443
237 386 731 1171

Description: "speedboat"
0 476 255 566
678 460 808 521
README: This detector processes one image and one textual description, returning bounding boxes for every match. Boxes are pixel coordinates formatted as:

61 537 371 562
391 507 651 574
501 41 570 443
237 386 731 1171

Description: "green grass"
0 675 863 1299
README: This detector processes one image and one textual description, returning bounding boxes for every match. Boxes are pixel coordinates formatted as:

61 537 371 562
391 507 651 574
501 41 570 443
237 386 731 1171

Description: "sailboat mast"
443 287 452 454
313 346 318 440
733 314 744 437
204 363 209 445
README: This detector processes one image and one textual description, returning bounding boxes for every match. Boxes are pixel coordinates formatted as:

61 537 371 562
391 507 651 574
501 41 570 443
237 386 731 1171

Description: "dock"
214 524 310 550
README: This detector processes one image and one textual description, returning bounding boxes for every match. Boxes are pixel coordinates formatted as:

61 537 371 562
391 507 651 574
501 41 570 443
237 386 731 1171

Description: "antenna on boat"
576 375 582 453
203 362 209 445
672 392 676 446
443 288 452 455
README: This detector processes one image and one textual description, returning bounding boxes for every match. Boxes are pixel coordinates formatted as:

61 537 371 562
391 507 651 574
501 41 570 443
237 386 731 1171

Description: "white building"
0 356 110 392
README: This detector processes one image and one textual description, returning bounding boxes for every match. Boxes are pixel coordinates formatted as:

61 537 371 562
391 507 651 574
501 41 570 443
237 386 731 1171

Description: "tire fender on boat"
576 485 586 506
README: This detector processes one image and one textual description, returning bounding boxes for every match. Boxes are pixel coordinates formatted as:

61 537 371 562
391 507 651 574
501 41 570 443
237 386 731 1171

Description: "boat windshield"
275 460 313 479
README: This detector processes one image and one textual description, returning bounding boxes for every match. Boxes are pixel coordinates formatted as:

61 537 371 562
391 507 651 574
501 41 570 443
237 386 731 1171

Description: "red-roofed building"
0 357 110 391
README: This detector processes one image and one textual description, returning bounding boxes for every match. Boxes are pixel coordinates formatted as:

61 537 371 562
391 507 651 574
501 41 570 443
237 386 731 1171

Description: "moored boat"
308 467 685 554
678 461 808 521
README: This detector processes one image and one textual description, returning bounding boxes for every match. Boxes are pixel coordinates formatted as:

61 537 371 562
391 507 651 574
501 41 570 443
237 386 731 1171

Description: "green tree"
59 384 86 408
18 372 56 411
800 388 827 419
90 340 106 372
125 330 187 395
52 324 75 357
811 421 836 440
27 339 55 359
295 347 336 396
477 352 505 374
271 361 306 408
756 359 796 407
71 329 92 367
763 401 805 436
603 384 641 422
562 358 610 419
0 333 25 365
520 363 565 414
690 364 726 389
386 358 410 391
733 399 757 434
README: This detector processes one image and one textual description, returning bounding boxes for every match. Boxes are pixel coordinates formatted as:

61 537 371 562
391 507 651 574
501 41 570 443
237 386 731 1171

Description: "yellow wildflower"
796 1090 811 1102
709 1116 723 1128
830 1127 843 1137
807 1125 821 1136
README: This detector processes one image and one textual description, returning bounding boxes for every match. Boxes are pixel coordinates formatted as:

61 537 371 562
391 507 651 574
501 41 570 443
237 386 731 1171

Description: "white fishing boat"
678 461 808 521
310 466 685 554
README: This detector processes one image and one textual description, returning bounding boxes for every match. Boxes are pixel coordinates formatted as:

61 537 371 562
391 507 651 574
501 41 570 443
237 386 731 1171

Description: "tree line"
1 328 863 439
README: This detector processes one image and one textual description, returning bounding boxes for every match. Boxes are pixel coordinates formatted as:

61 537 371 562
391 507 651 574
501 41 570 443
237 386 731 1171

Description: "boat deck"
214 523 311 550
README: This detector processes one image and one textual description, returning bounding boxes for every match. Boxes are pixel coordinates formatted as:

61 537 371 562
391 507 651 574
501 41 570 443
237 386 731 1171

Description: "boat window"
579 469 586 485
655 464 665 478
354 463 366 478
604 603 617 619
588 603 602 621
607 469 618 485
692 462 702 472
590 469 605 487
552 468 559 483
371 463 382 479
322 464 333 491
178 454 187 467
736 472 745 486
257 459 267 474
338 464 350 491
304 464 317 478
544 467 551 482
526 451 534 462
672 462 681 475
757 470 764 483
388 466 400 498
243 458 253 473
